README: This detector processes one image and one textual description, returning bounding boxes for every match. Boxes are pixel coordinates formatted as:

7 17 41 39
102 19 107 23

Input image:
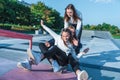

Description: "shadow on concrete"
80 50 120 80
0 43 13 48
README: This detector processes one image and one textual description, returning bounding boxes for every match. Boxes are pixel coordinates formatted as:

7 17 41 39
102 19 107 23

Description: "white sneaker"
27 48 41 65
17 60 31 70
52 60 61 72
77 70 88 80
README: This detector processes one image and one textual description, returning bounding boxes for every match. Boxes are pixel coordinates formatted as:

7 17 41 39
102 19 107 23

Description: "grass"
112 35 120 39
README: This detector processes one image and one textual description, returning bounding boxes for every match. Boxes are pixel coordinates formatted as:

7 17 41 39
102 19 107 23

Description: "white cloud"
90 0 113 3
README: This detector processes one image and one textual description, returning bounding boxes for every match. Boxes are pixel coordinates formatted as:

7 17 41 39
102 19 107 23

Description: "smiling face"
61 31 70 42
66 8 73 17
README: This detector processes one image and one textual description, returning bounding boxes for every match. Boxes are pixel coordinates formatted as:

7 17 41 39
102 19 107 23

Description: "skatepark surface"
0 30 120 80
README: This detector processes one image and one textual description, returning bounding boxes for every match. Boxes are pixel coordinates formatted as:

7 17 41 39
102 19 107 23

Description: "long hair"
64 4 80 22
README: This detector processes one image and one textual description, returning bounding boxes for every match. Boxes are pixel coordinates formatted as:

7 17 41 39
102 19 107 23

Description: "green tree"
84 22 120 37
0 0 4 13
96 24 102 30
30 2 63 29
84 24 91 30
0 0 31 25
49 9 63 29
101 23 111 31
0 0 6 23
13 2 31 25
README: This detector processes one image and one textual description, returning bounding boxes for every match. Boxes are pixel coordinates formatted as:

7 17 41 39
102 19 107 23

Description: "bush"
0 25 12 30
0 23 42 34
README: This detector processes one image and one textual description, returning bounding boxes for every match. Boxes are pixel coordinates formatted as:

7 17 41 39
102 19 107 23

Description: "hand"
40 20 44 26
72 38 78 46
45 41 50 47
77 48 89 59
83 48 89 54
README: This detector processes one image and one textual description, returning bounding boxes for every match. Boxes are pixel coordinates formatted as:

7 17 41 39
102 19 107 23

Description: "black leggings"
43 45 80 72
39 43 49 53
39 43 57 63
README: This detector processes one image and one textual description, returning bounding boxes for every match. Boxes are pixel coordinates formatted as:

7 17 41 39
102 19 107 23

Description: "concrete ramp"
94 31 112 39
82 30 112 39
0 33 120 80
81 30 94 39
0 63 76 80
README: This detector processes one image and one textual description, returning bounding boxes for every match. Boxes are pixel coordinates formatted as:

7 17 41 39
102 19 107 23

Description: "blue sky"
22 0 120 28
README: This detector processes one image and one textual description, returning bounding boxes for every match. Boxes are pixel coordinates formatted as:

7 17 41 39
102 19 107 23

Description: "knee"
39 43 45 47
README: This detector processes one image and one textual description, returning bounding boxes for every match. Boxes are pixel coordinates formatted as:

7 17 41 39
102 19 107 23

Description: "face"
61 32 70 42
69 28 75 36
66 9 73 17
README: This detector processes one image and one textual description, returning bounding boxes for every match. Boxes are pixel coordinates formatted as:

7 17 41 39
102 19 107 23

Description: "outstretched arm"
40 20 58 39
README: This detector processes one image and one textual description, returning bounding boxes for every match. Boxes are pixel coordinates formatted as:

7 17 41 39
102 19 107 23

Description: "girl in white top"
41 20 76 58
17 20 89 80
40 20 88 80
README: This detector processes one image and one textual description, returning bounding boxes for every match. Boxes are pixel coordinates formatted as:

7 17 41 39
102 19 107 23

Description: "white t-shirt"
42 24 77 59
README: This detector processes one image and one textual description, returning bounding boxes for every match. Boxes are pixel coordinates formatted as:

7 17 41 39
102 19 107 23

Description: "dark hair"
67 25 77 39
64 4 80 22
61 28 73 44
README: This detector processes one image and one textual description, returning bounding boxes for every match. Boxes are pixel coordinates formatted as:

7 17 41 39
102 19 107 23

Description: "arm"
64 20 69 28
77 48 89 59
41 20 58 39
72 38 78 46
76 19 82 37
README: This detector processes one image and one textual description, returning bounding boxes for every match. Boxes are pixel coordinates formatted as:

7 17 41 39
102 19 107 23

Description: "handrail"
0 29 33 49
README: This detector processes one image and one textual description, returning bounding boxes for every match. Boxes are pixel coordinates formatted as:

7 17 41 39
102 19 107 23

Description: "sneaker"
51 60 61 72
17 60 31 70
27 48 41 65
77 48 89 59
83 48 89 53
77 70 88 80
